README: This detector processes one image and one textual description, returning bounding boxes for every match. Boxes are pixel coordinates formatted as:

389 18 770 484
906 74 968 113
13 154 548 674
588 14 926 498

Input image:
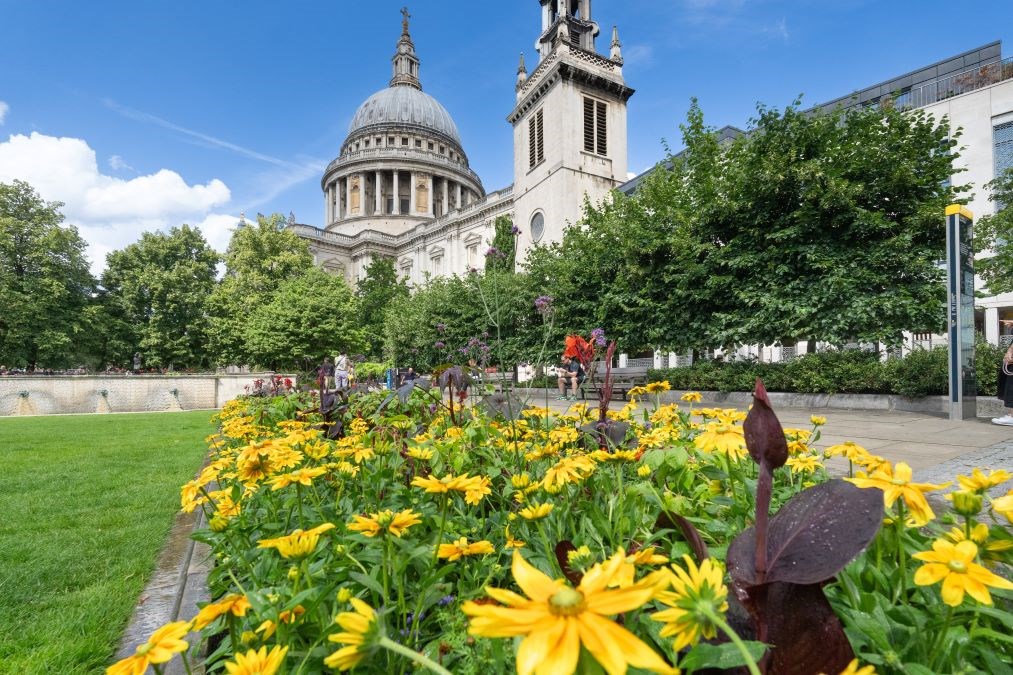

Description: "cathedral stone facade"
289 1 632 284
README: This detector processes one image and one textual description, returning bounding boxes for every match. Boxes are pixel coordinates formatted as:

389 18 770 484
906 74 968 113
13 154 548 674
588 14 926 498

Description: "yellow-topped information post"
945 204 976 420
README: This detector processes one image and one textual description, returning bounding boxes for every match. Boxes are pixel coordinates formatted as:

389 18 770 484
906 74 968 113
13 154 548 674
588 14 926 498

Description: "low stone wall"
0 373 296 416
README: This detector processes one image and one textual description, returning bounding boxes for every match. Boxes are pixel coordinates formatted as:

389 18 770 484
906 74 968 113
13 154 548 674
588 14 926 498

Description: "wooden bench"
577 365 648 401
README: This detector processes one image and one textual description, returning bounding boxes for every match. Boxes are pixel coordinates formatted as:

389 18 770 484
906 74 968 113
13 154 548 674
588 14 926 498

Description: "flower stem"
929 604 955 669
431 496 450 567
701 606 761 675
893 501 907 604
379 636 453 675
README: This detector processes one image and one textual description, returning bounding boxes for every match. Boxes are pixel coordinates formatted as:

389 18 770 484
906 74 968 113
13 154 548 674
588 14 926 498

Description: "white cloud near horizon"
0 101 8 125
108 154 133 171
0 131 237 274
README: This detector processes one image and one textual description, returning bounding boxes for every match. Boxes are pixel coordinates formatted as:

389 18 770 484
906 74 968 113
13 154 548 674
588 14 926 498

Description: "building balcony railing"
889 56 1013 111
324 147 483 187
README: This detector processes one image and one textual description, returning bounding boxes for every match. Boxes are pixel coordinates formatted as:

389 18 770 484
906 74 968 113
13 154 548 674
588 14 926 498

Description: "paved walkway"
538 398 1013 479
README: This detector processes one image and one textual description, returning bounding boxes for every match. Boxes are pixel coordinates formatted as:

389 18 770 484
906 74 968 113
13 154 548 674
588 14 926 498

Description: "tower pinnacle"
390 7 422 89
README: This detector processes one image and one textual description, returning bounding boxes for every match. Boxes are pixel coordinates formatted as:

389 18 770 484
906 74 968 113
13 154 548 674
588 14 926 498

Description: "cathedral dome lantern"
321 7 484 238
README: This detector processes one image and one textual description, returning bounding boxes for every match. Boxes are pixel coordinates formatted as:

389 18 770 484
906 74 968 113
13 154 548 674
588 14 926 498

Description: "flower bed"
111 383 1013 675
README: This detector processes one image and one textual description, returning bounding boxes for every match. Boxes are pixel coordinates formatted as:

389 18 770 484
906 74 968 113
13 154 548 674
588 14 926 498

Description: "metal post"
945 205 976 420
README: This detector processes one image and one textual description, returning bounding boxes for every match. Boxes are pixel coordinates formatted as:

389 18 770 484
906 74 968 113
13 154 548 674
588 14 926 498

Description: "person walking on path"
318 357 335 389
994 341 1013 426
335 352 349 389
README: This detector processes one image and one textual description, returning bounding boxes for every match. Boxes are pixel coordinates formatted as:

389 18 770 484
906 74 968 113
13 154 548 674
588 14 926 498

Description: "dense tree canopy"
206 213 313 365
0 180 95 369
974 167 1013 295
356 257 409 359
245 266 366 371
100 225 220 369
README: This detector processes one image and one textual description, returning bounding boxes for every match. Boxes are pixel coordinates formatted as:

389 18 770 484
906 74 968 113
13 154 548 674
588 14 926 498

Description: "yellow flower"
847 462 950 526
258 523 336 559
505 526 526 549
542 455 597 491
651 556 729 652
693 423 747 459
106 621 190 675
224 645 288 675
957 468 1012 493
237 452 276 484
269 466 326 490
646 381 671 394
519 502 554 520
337 587 353 603
787 440 810 455
267 444 304 471
437 537 496 561
836 659 876 675
412 473 482 495
785 455 822 474
992 491 1013 522
944 523 1013 562
407 447 434 461
192 594 251 631
348 418 370 435
548 426 580 445
566 545 596 570
592 449 640 463
465 475 493 505
347 509 422 538
912 539 1013 606
638 426 675 450
511 473 533 489
324 598 378 671
824 441 869 462
302 440 331 460
462 550 677 675
637 465 652 478
681 391 702 403
810 415 827 426
610 547 670 588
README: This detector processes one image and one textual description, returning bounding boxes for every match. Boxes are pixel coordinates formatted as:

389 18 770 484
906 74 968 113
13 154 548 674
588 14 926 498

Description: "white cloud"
108 154 133 171
0 131 232 273
0 101 8 125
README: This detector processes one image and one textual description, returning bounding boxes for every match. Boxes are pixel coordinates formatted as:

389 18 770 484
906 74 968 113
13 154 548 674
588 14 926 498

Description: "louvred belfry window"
529 109 544 168
583 97 607 156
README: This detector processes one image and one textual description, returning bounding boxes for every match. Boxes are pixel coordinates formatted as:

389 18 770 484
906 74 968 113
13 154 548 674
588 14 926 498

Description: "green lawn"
0 411 214 674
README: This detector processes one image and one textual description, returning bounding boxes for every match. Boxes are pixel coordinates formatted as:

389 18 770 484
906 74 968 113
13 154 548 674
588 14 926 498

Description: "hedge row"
646 342 1005 398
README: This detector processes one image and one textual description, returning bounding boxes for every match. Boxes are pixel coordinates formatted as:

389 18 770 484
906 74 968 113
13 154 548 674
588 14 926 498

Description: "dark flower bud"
743 378 788 469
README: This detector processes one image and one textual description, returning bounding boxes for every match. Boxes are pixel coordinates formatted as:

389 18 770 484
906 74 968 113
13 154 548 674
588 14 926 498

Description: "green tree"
356 257 409 358
485 216 517 273
100 225 220 369
206 213 313 365
245 267 366 371
0 180 95 369
974 167 1013 295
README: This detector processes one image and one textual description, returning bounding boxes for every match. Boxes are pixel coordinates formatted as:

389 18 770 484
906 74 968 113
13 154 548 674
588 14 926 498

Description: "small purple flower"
534 295 554 316
438 594 456 606
434 341 445 349
436 323 446 333
510 225 521 235
428 403 438 415
485 246 502 258
591 327 606 347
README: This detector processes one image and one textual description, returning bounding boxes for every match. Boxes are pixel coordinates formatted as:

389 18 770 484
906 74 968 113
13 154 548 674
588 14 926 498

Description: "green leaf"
679 640 768 671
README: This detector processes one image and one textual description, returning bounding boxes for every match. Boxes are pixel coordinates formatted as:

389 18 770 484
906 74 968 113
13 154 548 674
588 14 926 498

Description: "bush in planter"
883 347 949 398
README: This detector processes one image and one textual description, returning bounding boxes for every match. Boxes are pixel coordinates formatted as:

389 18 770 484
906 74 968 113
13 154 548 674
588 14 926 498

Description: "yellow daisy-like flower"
837 659 876 675
637 465 652 478
638 426 675 450
785 455 822 474
847 462 950 526
810 415 827 426
548 426 580 445
824 441 869 462
693 423 747 459
437 537 496 561
348 418 370 435
192 593 251 631
542 455 597 491
407 447 434 461
650 404 682 426
957 468 1012 493
106 621 190 675
591 449 640 463
237 452 276 484
465 475 493 505
992 491 1013 522
505 526 526 549
412 472 481 495
511 473 533 489
267 444 304 471
651 556 729 652
627 385 649 400
347 509 422 538
680 391 702 403
787 440 810 455
334 445 375 464
257 523 336 559
519 502 554 520
224 645 288 675
324 598 378 671
944 523 1013 563
646 381 671 394
912 539 1013 606
269 466 326 490
610 547 670 588
462 549 677 675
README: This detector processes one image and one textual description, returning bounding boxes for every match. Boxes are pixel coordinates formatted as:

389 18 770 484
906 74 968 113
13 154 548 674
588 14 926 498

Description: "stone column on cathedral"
375 171 383 214
325 184 331 223
344 177 351 219
392 171 400 215
455 183 462 211
442 178 449 216
427 174 434 216
409 171 417 214
360 172 367 215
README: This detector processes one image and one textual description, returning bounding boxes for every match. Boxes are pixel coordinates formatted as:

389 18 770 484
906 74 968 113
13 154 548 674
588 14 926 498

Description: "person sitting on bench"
557 355 585 401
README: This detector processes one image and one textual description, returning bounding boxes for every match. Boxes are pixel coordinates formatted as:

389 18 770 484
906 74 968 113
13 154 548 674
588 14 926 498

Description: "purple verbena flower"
510 225 521 235
591 327 606 346
436 323 446 333
434 341 445 349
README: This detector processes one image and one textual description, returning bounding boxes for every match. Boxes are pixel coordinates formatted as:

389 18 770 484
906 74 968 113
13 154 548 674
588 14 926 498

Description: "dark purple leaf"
728 479 883 586
743 378 788 469
479 392 524 420
554 540 582 585
654 512 709 562
578 420 635 449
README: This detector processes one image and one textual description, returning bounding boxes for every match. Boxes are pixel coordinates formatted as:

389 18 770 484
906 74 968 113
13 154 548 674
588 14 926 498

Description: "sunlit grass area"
0 411 213 674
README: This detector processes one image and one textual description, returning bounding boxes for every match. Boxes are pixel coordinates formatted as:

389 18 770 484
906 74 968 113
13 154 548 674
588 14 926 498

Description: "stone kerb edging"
509 387 1005 417
114 505 211 674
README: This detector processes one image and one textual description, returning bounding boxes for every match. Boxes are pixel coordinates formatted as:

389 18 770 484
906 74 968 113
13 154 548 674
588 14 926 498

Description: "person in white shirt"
336 352 349 388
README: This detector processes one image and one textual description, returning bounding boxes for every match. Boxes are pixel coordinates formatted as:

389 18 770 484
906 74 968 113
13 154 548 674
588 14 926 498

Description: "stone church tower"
509 0 634 259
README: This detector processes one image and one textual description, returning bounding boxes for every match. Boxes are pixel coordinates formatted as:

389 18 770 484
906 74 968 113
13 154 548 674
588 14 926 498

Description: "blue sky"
2 0 1012 271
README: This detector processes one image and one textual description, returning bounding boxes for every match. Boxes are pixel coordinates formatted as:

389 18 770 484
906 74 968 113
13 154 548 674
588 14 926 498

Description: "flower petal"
512 550 562 602
580 612 677 675
516 617 566 675
913 563 949 586
941 572 966 606
534 618 581 675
